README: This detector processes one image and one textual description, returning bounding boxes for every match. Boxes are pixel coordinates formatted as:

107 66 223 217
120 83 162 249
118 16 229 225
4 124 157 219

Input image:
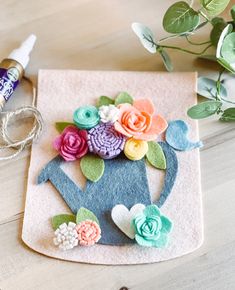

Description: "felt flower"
53 222 78 250
124 138 148 160
132 205 172 248
114 98 168 141
76 219 101 246
87 123 126 159
99 104 120 123
73 106 100 129
53 125 88 161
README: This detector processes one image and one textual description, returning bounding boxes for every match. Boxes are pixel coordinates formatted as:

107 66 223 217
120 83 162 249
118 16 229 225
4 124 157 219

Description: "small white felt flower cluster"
99 105 120 123
53 222 78 250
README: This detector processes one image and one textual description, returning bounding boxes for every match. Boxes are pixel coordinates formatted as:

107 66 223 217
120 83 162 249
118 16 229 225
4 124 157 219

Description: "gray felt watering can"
37 141 178 245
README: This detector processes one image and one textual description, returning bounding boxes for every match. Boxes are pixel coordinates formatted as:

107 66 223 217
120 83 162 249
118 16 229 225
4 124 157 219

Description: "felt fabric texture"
76 207 99 225
124 138 148 160
80 154 105 182
166 120 203 151
114 92 133 105
38 154 152 245
133 205 173 248
146 141 166 170
22 70 203 264
73 106 100 129
111 204 146 239
51 214 76 230
156 142 178 208
97 96 114 107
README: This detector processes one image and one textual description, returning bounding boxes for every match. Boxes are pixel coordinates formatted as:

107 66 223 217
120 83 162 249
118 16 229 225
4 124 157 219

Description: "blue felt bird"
166 120 203 151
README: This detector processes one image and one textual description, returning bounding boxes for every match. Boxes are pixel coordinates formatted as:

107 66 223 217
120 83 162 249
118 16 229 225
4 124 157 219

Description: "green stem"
158 34 181 43
185 35 211 46
159 43 213 56
216 69 225 101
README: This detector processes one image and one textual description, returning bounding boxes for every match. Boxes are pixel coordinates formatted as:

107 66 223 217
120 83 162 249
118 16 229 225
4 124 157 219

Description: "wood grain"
0 0 235 289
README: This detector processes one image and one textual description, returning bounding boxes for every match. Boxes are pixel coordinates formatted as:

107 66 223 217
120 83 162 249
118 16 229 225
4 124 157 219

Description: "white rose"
99 105 120 123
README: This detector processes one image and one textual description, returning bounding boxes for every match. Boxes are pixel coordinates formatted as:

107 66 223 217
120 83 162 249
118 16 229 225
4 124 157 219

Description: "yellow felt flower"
124 138 148 161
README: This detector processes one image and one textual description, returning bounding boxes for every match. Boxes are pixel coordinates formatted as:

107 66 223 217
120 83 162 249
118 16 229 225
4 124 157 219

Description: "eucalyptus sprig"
132 0 235 122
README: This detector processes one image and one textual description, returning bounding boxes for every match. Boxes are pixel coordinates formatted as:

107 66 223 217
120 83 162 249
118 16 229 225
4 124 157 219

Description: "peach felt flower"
76 220 101 246
114 99 167 141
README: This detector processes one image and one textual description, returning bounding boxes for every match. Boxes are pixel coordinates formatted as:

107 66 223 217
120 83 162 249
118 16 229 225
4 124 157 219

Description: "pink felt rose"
53 126 88 161
76 220 101 246
114 98 168 141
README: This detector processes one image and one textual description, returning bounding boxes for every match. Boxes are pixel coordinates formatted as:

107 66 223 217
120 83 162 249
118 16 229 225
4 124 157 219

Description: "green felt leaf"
163 1 200 34
210 18 227 46
80 154 105 182
220 108 235 122
76 207 99 225
158 48 173 72
200 0 230 17
132 22 157 53
221 32 235 63
197 77 227 99
187 100 222 119
231 5 235 22
97 96 114 107
216 24 233 58
55 122 75 133
146 141 166 170
51 214 76 230
114 92 134 106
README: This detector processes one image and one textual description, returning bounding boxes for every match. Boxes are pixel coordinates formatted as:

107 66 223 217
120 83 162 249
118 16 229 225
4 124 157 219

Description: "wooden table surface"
0 1 235 289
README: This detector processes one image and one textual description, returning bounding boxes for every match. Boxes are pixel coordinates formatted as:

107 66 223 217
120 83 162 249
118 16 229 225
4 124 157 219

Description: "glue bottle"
0 34 37 111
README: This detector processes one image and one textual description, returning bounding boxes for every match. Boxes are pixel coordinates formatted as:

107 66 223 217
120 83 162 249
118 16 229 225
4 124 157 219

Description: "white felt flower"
53 222 78 250
99 105 120 123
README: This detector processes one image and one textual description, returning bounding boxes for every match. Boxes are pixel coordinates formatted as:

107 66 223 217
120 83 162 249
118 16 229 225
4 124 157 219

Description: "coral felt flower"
114 98 168 141
132 205 172 248
53 125 88 161
76 220 101 246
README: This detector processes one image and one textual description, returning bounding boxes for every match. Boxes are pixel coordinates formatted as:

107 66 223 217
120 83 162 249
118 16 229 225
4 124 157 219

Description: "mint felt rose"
132 205 172 248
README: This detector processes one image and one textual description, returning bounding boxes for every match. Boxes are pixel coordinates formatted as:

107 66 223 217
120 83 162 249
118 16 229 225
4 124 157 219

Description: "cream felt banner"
22 70 203 264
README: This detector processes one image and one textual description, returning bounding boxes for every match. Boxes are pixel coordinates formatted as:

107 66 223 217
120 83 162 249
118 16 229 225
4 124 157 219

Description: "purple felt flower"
87 123 126 159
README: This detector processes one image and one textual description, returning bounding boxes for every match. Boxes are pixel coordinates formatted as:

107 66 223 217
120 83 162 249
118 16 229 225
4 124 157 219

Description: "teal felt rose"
73 106 100 130
132 205 172 248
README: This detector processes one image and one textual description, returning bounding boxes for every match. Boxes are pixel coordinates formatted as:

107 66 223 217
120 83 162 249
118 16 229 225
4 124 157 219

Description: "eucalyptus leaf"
210 18 227 46
231 5 235 22
197 77 227 99
115 92 133 105
163 1 200 34
220 108 235 121
80 154 105 182
158 48 173 72
221 32 235 63
200 0 230 17
187 100 222 119
132 23 157 53
76 207 99 225
216 24 233 58
51 214 76 230
97 96 114 107
217 58 235 74
55 122 75 133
